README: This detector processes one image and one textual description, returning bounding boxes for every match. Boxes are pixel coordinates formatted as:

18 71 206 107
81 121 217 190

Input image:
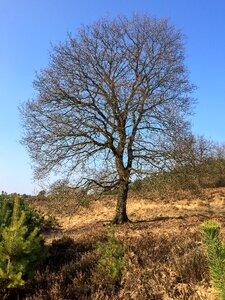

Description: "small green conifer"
97 226 126 283
0 197 45 288
200 220 225 300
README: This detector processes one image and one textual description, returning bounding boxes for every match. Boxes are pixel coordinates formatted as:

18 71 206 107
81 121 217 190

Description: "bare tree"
173 136 225 188
20 14 194 223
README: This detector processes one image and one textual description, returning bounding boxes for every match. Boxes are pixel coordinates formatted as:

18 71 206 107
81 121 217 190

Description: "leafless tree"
172 135 214 167
20 14 194 223
172 135 225 188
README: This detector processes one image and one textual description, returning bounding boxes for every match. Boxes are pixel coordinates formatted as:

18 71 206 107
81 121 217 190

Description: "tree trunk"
112 180 130 224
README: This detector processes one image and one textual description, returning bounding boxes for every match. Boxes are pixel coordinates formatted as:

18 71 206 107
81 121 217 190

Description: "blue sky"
0 0 225 194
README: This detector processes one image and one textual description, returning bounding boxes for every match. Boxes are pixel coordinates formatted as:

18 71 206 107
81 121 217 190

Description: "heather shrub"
0 196 45 289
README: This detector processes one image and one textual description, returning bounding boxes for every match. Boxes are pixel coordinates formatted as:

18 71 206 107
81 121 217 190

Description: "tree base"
111 214 131 225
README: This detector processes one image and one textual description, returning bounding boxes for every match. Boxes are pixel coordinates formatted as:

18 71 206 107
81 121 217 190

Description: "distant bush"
130 157 225 196
200 220 225 300
130 179 143 192
47 180 90 208
0 194 45 289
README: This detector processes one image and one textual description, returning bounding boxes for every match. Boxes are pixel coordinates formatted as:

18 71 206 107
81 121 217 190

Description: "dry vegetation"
3 188 225 299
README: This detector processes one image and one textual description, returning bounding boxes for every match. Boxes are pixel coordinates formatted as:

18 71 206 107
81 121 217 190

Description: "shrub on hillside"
130 157 225 196
47 180 90 209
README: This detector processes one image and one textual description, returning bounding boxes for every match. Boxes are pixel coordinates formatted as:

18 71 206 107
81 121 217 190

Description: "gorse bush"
0 194 45 289
97 226 126 283
200 220 225 300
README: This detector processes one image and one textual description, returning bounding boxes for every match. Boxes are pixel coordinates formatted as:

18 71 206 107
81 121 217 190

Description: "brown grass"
3 188 225 299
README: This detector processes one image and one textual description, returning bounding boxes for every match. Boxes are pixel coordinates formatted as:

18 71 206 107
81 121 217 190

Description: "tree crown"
20 14 194 189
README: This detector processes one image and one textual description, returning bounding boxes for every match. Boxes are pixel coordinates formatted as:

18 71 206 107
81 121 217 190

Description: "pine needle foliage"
200 220 225 300
97 226 126 283
0 196 45 289
0 192 44 235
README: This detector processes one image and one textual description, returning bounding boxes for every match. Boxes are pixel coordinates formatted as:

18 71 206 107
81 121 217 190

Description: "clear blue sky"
0 0 225 194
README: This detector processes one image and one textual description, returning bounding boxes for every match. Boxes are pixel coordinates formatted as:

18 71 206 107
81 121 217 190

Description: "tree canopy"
20 14 195 223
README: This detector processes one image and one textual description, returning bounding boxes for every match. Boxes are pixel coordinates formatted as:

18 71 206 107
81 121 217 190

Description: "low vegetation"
1 155 225 299
1 187 225 299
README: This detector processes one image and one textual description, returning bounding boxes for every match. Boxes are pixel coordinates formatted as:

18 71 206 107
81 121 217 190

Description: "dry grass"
36 188 225 240
3 188 225 299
